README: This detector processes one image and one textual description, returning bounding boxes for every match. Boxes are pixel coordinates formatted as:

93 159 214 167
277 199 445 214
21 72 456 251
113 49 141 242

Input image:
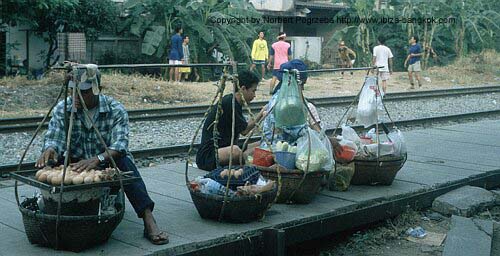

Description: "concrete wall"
249 0 295 12
287 36 322 64
5 24 53 70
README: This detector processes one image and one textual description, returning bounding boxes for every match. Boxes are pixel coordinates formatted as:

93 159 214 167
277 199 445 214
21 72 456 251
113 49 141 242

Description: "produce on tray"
35 165 121 186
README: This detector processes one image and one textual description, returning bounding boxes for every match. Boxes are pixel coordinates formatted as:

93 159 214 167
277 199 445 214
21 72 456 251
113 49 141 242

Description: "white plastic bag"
388 129 407 156
356 77 380 127
341 125 361 146
362 142 394 157
295 128 330 172
319 130 334 172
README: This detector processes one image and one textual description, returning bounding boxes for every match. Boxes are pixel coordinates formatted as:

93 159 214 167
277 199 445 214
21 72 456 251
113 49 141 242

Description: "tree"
121 0 261 65
327 0 378 66
1 0 118 68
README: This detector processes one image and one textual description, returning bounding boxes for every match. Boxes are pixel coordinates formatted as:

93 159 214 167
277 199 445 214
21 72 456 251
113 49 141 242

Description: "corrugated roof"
295 1 347 10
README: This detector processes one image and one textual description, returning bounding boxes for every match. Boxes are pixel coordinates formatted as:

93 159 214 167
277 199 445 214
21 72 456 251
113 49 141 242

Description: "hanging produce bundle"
273 71 307 128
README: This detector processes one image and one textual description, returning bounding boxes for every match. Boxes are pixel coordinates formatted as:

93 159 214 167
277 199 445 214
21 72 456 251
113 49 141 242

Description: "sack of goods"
356 76 384 128
273 72 307 128
339 125 407 160
295 128 333 172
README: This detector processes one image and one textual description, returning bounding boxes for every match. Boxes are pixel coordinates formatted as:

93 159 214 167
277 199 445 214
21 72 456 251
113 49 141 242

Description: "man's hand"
36 148 58 168
70 157 100 173
259 104 268 119
267 63 272 70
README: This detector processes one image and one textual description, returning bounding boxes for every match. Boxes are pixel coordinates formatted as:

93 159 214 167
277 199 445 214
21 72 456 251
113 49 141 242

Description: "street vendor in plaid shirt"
35 67 169 245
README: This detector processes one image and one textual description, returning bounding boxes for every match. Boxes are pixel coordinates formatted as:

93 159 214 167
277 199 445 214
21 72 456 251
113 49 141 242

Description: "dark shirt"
408 43 422 65
273 59 308 94
196 94 248 169
169 34 184 60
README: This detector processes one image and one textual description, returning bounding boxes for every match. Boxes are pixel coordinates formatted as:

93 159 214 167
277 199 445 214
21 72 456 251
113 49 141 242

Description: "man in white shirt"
372 36 393 94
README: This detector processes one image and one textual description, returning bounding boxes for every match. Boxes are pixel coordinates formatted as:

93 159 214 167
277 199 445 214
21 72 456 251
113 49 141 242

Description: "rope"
55 67 79 249
75 89 126 206
14 78 66 207
219 73 238 221
236 79 282 209
184 77 226 185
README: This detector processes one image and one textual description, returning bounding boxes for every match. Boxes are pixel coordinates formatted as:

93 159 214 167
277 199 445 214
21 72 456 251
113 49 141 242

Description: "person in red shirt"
267 32 291 95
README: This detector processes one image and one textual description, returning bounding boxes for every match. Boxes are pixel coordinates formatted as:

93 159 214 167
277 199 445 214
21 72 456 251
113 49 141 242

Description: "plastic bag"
319 130 334 172
336 139 358 162
274 72 307 128
388 129 407 156
341 125 361 146
328 162 355 191
356 76 381 128
295 128 330 172
194 177 236 196
361 142 394 157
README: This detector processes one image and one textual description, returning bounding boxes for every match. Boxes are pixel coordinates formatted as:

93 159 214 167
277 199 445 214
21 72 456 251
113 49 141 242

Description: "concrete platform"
1 120 500 255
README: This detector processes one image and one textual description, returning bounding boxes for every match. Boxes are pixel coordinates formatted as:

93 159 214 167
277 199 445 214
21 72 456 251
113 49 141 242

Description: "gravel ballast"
1 93 499 166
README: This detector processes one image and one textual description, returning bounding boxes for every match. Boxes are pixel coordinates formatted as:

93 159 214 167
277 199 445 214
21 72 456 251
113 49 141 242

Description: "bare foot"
143 209 169 245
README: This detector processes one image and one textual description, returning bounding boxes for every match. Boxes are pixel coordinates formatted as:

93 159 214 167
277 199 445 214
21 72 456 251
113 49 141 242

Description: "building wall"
5 24 54 70
249 0 295 12
287 36 322 64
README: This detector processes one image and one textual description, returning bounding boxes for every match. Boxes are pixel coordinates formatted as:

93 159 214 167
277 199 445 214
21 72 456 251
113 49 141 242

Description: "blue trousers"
116 156 155 218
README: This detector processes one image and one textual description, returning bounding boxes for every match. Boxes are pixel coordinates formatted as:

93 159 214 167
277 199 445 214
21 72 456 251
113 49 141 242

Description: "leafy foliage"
121 0 262 65
331 0 500 71
1 0 117 68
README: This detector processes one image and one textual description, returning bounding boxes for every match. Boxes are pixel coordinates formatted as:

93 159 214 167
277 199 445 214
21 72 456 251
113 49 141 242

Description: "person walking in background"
168 26 183 84
267 32 291 95
338 41 356 79
404 35 423 89
250 31 268 81
179 35 191 82
372 35 393 94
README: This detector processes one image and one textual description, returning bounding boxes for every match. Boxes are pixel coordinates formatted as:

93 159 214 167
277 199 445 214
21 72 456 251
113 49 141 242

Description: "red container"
335 145 356 162
253 148 274 167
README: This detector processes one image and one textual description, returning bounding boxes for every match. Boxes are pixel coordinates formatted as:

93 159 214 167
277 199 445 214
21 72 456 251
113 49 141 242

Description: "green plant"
121 0 262 65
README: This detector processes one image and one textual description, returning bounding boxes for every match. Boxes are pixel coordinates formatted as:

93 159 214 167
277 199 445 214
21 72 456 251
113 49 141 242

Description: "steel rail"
2 109 499 175
1 85 499 133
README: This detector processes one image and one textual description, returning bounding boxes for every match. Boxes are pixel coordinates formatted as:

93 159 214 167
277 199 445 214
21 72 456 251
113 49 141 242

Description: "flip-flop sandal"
144 229 170 245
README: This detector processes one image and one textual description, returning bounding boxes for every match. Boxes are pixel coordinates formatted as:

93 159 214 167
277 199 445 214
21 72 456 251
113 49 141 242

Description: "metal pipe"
297 66 384 73
51 63 247 70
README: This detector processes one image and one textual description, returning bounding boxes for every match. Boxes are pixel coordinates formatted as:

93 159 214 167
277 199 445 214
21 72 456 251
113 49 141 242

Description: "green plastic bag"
328 162 355 191
273 71 307 128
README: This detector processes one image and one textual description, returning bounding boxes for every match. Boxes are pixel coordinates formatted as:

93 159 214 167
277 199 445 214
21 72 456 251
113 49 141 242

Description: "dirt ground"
287 209 450 256
0 51 498 118
289 202 500 256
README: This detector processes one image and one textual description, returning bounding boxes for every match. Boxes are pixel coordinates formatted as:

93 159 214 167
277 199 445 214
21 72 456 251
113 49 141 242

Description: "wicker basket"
259 167 326 204
189 185 277 223
20 200 124 252
350 154 407 185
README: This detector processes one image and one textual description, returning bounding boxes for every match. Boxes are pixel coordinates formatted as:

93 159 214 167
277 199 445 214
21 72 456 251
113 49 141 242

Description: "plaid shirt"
43 94 130 160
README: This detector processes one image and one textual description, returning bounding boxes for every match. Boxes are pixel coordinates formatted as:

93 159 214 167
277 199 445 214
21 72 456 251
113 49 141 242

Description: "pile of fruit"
35 165 120 186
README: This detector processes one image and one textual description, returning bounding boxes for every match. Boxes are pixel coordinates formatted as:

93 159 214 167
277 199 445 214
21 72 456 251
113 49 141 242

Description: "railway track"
0 85 499 133
2 108 500 175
